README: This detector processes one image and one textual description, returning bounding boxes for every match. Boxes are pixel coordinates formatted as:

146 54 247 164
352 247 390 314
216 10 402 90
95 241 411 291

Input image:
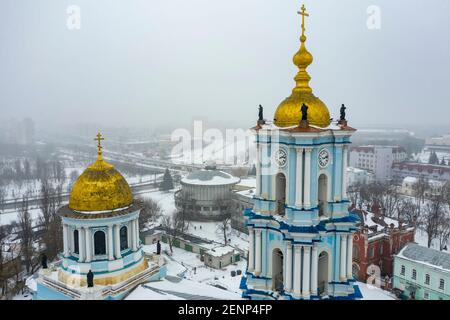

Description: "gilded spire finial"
293 4 313 94
95 132 105 161
297 4 309 42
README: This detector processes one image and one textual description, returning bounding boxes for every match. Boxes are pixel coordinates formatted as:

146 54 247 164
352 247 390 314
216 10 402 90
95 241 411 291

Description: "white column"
68 226 73 255
135 218 140 248
295 148 304 208
347 234 353 279
78 227 85 262
285 242 293 292
132 220 138 251
115 224 122 259
304 148 312 208
85 227 92 263
63 224 69 257
310 246 318 295
129 220 135 250
340 235 347 281
293 245 302 297
302 246 311 297
107 226 114 261
248 227 255 272
255 229 262 276
256 143 261 196
342 146 348 199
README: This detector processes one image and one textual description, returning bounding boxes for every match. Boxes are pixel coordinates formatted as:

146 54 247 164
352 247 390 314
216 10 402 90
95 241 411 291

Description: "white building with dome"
175 163 240 221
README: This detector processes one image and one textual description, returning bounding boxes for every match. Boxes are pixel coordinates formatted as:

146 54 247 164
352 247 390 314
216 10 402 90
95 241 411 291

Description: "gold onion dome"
69 133 133 212
274 5 331 128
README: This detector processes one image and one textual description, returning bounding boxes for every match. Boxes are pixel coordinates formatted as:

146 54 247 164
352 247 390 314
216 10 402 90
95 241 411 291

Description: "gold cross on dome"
297 4 309 37
95 132 104 159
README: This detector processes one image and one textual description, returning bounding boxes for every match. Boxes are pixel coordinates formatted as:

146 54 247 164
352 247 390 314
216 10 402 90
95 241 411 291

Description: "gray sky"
1 0 449 132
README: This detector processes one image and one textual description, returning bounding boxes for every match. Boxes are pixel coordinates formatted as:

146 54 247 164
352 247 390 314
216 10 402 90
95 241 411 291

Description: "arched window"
74 230 79 254
275 173 286 216
120 226 128 251
353 245 359 260
318 174 328 217
94 231 106 255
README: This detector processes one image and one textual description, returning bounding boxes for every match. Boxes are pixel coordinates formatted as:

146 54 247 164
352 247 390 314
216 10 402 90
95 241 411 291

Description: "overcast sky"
1 0 449 132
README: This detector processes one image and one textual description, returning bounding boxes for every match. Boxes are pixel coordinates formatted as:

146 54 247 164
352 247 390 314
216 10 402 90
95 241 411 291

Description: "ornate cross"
297 4 309 37
95 132 104 158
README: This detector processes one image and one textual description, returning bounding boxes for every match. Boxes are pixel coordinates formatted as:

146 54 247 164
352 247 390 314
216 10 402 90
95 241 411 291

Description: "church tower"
34 133 166 300
241 5 361 300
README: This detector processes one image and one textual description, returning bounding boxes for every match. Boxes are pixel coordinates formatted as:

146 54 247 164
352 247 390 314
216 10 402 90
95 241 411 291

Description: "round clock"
274 149 287 167
318 149 330 168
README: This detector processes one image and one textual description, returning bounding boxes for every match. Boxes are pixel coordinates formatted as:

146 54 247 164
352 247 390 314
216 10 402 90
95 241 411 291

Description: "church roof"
181 167 240 186
68 133 133 212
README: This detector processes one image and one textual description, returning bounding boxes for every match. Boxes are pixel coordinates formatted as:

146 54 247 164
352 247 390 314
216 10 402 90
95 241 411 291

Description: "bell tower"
241 5 361 300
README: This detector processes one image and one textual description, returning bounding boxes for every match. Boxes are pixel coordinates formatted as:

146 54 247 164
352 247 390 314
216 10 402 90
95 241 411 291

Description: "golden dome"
274 5 331 128
69 133 133 212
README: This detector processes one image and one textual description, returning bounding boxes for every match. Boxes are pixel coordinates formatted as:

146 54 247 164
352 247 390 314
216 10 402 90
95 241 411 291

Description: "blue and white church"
241 5 361 300
34 133 166 300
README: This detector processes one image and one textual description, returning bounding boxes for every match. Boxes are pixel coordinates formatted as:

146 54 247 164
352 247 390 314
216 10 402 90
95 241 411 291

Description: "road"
1 180 162 212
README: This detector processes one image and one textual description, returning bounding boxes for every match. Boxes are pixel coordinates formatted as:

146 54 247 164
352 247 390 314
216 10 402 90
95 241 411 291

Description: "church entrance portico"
271 248 284 292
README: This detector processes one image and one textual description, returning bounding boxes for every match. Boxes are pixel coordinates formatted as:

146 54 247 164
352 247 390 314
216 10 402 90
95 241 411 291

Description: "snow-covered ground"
133 242 244 300
415 228 449 253
358 282 396 300
169 135 256 167
413 149 450 164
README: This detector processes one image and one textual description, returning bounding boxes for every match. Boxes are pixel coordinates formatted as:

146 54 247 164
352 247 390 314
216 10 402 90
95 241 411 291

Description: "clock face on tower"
274 149 287 167
318 149 330 168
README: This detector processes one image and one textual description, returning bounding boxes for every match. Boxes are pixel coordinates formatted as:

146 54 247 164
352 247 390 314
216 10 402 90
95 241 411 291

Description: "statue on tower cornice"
339 104 348 126
257 105 266 125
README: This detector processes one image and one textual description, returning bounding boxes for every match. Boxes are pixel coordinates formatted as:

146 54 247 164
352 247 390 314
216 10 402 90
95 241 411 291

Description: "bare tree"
17 195 35 274
437 214 450 251
214 199 233 245
420 194 445 248
216 215 232 246
347 182 363 209
38 180 62 261
397 199 420 227
380 185 401 218
161 211 189 254
412 177 429 216
0 184 6 214
137 197 163 230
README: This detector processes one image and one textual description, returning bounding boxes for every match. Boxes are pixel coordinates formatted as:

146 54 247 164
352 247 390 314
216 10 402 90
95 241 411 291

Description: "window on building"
120 226 128 251
94 230 106 255
439 279 445 290
369 247 375 258
353 246 360 260
73 229 79 254
400 265 405 275
412 269 417 280
425 274 430 285
424 291 429 300
379 245 383 255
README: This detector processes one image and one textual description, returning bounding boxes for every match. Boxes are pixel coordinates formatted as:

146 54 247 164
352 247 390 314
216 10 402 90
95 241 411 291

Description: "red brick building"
350 204 415 286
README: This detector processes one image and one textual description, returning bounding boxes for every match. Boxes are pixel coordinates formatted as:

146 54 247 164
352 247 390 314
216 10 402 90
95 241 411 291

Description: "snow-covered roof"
206 246 235 257
236 188 255 198
397 243 450 273
237 178 256 188
181 169 240 186
126 277 241 300
403 176 418 184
